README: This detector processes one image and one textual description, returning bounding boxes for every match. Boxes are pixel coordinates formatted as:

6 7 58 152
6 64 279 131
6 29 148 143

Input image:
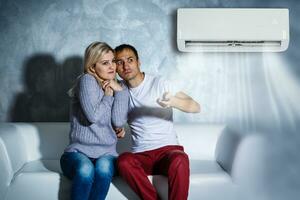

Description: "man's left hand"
114 127 126 138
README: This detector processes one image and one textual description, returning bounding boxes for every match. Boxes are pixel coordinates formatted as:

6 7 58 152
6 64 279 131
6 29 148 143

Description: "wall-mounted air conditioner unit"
177 8 289 52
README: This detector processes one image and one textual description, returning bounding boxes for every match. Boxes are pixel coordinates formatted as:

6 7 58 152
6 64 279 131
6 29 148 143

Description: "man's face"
115 48 140 81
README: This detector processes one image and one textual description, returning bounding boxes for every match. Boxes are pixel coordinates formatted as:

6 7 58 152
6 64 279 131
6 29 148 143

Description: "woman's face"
92 51 116 80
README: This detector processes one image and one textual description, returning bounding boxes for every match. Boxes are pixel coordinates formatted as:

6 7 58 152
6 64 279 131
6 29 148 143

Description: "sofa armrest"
0 134 12 199
0 123 29 197
215 127 242 174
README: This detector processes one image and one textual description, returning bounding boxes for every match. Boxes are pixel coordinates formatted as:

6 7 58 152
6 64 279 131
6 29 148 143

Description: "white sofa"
0 122 266 200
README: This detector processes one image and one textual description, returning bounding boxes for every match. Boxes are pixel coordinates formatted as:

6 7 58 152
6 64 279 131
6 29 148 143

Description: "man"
115 44 200 200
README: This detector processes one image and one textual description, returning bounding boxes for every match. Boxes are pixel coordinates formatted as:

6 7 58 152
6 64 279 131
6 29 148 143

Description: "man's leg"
117 152 159 200
155 146 190 200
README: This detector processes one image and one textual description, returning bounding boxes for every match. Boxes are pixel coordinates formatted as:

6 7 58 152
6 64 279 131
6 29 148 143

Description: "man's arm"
157 91 200 113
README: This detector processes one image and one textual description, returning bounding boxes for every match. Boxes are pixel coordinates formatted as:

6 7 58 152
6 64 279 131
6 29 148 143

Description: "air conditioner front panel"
177 8 289 52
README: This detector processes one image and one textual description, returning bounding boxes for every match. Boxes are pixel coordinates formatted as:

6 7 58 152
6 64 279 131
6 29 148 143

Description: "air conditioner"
177 8 289 52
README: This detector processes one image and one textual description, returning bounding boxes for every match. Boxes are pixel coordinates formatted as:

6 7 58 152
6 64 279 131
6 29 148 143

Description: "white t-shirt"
128 74 179 153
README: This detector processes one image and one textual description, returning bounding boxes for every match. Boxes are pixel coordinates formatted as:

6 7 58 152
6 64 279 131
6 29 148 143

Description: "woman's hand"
107 80 123 91
102 80 123 96
102 81 113 96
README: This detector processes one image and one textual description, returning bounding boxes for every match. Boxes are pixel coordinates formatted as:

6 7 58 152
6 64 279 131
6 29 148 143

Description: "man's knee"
117 152 136 170
169 151 189 171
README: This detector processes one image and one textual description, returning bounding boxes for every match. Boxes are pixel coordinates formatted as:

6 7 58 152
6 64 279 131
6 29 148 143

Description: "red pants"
117 145 190 200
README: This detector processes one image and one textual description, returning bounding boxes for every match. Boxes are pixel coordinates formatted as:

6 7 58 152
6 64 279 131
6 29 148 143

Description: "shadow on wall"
9 54 82 122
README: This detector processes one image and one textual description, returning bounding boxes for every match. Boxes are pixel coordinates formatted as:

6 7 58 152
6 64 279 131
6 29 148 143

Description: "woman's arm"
111 82 129 128
78 74 114 123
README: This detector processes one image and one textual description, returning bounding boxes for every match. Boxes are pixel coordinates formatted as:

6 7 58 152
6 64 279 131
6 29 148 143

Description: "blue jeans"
60 152 116 200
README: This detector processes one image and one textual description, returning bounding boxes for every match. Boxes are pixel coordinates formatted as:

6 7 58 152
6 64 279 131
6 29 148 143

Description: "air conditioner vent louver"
185 41 282 47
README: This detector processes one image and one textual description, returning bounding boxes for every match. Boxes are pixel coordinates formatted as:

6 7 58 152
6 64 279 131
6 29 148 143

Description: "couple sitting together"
60 41 200 200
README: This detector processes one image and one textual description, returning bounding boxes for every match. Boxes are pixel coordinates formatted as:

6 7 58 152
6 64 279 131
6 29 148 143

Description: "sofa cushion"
6 160 140 200
6 160 70 200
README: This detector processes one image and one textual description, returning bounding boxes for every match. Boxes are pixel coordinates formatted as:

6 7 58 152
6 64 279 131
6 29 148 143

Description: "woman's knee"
95 156 116 178
60 152 94 180
75 162 94 180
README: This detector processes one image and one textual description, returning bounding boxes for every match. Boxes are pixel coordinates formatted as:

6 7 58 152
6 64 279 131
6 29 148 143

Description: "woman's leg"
89 155 117 200
60 152 95 200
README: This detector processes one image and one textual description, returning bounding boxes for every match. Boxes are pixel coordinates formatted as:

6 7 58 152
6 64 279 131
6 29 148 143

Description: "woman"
60 42 128 200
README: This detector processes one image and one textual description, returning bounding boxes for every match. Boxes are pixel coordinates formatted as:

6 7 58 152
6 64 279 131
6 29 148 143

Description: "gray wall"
0 0 299 199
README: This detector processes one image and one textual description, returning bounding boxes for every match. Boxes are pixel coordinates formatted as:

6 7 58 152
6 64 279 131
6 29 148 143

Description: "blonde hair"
67 42 114 97
84 41 114 74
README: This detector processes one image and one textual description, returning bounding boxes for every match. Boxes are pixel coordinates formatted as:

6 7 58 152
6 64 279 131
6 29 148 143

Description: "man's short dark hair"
115 44 139 60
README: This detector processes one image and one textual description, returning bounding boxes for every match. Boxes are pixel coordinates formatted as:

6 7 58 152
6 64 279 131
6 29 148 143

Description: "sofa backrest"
174 123 226 160
2 122 226 161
